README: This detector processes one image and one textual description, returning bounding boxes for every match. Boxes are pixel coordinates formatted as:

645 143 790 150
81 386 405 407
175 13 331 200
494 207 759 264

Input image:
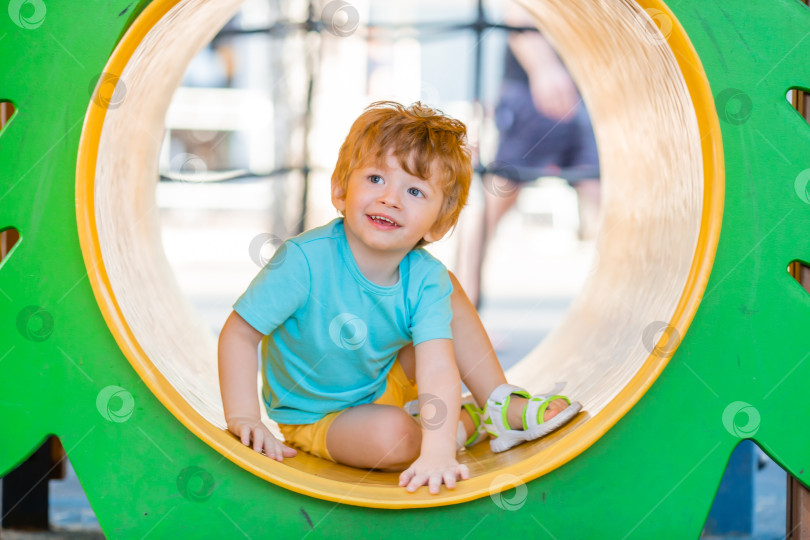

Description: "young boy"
218 101 581 494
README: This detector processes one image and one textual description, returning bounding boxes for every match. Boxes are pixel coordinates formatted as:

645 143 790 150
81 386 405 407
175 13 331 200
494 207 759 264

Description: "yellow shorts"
277 360 418 462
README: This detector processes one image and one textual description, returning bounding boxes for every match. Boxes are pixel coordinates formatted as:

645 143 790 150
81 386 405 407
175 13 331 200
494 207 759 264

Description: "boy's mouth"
367 214 400 229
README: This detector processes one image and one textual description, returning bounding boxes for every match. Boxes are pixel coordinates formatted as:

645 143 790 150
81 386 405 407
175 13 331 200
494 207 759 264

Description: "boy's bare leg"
447 273 569 437
399 276 568 441
326 404 421 471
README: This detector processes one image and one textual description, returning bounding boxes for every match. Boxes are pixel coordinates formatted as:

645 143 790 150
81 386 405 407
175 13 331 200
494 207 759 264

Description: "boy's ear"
331 180 347 212
423 221 451 244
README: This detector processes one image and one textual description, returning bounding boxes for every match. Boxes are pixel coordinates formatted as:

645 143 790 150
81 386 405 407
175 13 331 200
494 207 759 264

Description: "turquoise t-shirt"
233 218 453 425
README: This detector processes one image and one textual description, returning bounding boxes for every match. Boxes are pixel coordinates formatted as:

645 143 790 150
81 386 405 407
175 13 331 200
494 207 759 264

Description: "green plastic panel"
1 0 809 537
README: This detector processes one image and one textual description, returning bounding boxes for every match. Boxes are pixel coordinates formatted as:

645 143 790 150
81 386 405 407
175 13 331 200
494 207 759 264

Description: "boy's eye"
407 187 424 198
368 175 383 184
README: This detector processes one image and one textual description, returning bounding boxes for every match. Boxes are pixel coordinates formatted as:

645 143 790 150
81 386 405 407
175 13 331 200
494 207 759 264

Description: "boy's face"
332 149 446 256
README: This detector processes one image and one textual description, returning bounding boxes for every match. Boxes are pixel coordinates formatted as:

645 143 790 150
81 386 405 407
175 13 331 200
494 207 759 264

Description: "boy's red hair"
331 101 473 244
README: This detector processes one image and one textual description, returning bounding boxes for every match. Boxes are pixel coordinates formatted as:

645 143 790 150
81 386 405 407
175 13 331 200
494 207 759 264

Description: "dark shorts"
490 80 600 184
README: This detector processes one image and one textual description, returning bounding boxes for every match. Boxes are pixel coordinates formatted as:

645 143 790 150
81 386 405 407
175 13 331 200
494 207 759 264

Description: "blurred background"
155 0 591 368
1 0 792 537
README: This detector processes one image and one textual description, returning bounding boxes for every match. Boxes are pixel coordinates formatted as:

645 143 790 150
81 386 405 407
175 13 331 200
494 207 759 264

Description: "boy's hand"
398 455 470 495
227 416 297 462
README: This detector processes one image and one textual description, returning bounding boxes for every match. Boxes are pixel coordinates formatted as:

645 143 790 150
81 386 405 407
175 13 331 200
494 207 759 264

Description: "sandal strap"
523 394 572 430
484 384 530 434
461 402 487 447
487 383 531 405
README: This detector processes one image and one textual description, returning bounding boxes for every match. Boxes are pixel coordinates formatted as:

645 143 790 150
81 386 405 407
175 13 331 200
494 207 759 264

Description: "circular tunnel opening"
76 0 723 508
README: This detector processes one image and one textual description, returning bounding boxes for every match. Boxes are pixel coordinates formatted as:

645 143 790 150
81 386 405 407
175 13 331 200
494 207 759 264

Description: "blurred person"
458 1 601 307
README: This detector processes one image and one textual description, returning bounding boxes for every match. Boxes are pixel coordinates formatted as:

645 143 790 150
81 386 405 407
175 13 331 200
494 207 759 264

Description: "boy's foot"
509 395 568 426
482 383 582 453
458 400 488 449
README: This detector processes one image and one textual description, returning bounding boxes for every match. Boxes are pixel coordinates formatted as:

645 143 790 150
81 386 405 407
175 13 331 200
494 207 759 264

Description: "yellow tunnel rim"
75 0 724 509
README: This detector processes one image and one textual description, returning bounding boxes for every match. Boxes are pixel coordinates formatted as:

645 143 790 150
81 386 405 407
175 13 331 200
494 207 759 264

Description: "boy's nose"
378 187 402 208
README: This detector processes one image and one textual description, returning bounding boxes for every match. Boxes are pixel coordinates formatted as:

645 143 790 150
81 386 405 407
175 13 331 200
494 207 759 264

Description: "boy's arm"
218 310 297 461
399 338 469 494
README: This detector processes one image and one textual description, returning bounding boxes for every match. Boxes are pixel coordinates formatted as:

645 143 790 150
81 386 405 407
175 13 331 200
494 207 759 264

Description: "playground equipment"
1 0 809 536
